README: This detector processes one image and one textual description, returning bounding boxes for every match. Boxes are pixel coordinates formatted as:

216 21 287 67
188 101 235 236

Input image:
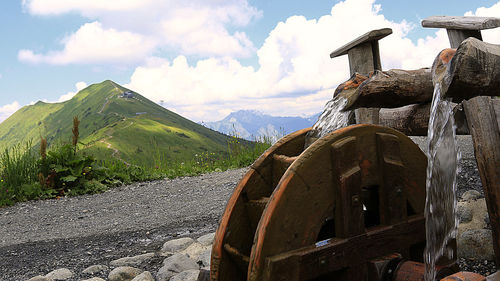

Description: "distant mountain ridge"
204 110 319 141
0 80 230 166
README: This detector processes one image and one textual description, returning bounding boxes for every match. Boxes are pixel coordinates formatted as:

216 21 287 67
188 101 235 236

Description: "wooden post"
422 15 500 266
330 28 392 124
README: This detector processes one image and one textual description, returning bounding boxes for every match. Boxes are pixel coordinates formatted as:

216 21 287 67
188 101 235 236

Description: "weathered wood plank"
341 69 433 110
330 28 392 58
463 96 500 267
447 29 482 46
422 16 500 30
265 216 425 281
378 103 469 136
435 38 500 102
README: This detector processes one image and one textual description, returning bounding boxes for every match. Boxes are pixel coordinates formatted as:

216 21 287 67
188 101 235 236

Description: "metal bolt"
352 195 361 206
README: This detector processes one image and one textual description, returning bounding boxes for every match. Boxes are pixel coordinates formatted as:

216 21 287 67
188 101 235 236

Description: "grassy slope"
0 80 230 166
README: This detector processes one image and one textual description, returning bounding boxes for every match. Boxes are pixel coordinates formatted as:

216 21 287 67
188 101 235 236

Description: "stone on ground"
108 266 143 281
197 249 212 268
130 271 155 281
160 237 195 256
461 190 481 201
110 253 155 267
26 276 50 281
197 232 215 246
81 278 107 281
82 264 109 275
169 269 200 281
157 253 198 281
180 242 210 260
457 204 473 223
458 229 495 260
45 268 73 280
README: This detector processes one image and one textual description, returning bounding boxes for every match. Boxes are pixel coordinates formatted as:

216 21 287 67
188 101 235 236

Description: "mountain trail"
98 86 121 114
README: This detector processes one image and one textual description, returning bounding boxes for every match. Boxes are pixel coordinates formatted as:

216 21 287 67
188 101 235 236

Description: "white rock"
110 253 155 267
108 266 143 281
197 249 212 268
197 232 215 246
156 253 198 281
169 269 200 281
461 190 481 201
81 278 107 281
458 229 495 259
131 271 155 281
45 268 73 280
26 276 49 281
82 264 109 275
180 242 210 260
457 204 473 223
160 237 194 256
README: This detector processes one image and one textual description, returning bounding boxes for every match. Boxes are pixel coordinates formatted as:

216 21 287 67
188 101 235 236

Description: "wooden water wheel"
211 124 431 281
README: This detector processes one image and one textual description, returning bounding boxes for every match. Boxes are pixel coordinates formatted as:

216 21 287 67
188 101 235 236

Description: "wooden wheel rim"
248 124 427 281
211 128 311 281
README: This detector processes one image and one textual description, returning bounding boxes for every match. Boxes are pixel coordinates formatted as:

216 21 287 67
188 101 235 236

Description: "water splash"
424 83 461 281
309 97 351 138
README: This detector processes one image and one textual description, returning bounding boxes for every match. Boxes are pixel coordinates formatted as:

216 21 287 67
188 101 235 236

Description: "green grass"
0 132 271 208
0 80 274 207
0 80 232 166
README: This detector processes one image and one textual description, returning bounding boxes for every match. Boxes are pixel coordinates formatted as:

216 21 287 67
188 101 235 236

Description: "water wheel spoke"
272 154 298 187
223 243 250 273
246 197 270 230
264 215 425 281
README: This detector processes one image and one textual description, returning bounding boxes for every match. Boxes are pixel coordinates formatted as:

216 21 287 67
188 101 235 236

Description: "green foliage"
0 109 274 208
0 80 231 167
41 143 95 195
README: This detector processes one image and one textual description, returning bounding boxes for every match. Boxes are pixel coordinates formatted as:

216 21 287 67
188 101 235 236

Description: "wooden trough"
207 16 500 281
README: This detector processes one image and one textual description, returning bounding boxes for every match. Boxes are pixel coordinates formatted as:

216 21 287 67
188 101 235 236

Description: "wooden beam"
264 216 425 281
340 68 433 111
463 97 500 267
330 28 392 58
378 103 469 136
434 38 500 102
330 28 392 125
421 16 500 30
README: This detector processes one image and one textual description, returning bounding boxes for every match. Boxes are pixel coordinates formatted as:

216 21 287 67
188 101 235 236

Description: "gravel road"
0 135 491 280
0 168 247 280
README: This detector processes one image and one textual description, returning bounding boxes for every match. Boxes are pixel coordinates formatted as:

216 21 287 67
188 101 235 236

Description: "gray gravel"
0 135 494 280
0 168 247 281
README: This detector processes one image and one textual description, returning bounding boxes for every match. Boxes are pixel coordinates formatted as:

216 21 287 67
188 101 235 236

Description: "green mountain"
0 80 230 166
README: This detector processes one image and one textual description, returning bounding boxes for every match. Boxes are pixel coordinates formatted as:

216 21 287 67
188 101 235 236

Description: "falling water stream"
310 82 460 280
424 83 461 281
309 96 350 138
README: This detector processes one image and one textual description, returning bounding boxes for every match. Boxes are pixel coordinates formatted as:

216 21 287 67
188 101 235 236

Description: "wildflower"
82 172 86 176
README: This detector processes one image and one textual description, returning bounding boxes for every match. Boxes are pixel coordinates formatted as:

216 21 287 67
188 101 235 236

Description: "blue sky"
1 0 499 123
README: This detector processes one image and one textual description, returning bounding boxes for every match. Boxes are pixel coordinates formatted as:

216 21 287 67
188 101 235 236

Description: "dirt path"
0 168 247 280
97 120 134 166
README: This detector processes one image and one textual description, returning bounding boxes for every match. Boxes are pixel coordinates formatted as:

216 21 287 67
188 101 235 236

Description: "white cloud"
126 0 452 121
22 0 149 15
20 0 261 63
18 22 155 65
465 2 500 44
0 101 22 123
57 81 88 102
